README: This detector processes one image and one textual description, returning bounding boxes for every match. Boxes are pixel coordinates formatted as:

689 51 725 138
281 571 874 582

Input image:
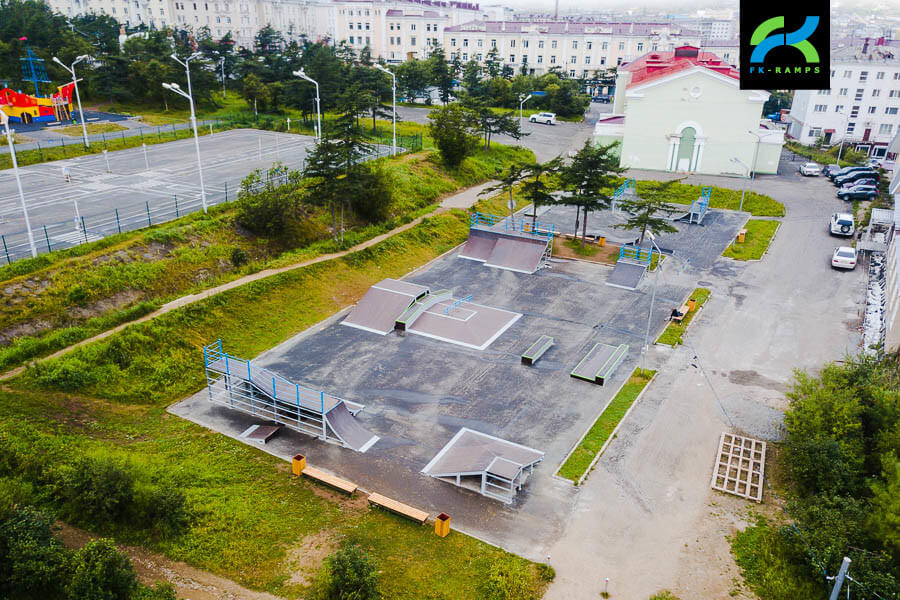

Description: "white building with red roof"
596 46 783 176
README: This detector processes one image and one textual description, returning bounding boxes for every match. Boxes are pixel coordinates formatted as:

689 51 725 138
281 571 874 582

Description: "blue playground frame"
687 187 711 224
470 212 555 241
612 178 636 210
618 245 654 266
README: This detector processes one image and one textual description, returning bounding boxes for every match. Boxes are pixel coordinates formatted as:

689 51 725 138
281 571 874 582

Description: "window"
491 39 496 48
891 90 900 98
410 23 415 30
365 22 369 30
509 54 515 62
462 53 467 60
426 24 430 31
463 38 468 47
617 57 623 65
652 43 658 51
879 124 893 135
872 89 880 97
601 41 608 50
876 71 885 80
537 55 543 63
600 56 606 65
868 106 876 114
450 38 456 47
887 107 899 115
637 42 643 51
410 36 415 46
389 23 394 30
389 36 394 44
585 56 591 64
859 71 868 81
895 73 900 80
850 106 859 117
476 53 482 61
835 105 844 112
586 41 592 49
839 88 848 95
550 55 556 64
365 37 370 45
830 69 835 77
523 40 528 48
538 40 544 48
618 41 625 50
813 104 827 112
570 55 576 63
572 40 577 49
843 70 852 78
809 127 821 137
477 39 482 47
349 36 354 43
510 40 515 48
569 69 575 77
847 122 855 133
855 89 864 100
551 40 557 48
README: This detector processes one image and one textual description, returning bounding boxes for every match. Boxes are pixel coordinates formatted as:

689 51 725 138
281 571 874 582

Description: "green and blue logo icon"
749 16 820 65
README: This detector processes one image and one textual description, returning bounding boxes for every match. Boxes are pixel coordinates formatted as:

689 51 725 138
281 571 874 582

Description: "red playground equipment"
0 83 75 124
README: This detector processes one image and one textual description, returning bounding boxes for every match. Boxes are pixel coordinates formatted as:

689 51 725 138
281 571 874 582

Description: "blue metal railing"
470 212 555 240
445 295 473 314
618 245 653 265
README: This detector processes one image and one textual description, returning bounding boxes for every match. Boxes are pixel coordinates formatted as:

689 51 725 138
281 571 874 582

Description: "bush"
0 506 69 600
536 563 555 582
230 247 248 268
482 556 537 600
134 482 190 538
31 357 97 391
428 104 479 167
323 544 380 600
352 166 394 223
67 284 89 306
58 457 136 526
67 539 139 600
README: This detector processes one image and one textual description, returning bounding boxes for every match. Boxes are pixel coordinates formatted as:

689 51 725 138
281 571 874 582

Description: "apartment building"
787 38 900 158
50 0 174 29
441 21 700 78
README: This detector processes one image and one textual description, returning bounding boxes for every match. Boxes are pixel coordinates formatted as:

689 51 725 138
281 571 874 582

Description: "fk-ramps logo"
739 2 830 90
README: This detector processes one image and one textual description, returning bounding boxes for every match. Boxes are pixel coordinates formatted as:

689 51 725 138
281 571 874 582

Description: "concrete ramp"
342 279 429 334
484 235 550 274
459 228 499 262
571 343 628 385
325 401 379 452
606 261 646 290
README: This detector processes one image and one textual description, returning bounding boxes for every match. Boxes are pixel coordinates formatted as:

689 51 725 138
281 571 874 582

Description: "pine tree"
613 178 682 245
561 140 626 245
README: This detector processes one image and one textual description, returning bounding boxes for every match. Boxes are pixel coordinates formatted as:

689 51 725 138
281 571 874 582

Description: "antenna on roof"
554 0 558 19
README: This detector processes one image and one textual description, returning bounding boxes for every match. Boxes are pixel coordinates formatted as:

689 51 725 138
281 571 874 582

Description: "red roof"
622 46 739 88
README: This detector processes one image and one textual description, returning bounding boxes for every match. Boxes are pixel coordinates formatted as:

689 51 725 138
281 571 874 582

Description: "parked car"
830 212 855 236
839 179 877 190
838 186 879 201
529 112 557 125
592 94 612 103
822 164 842 177
834 170 878 187
866 158 884 168
828 166 872 180
831 246 858 270
798 162 821 176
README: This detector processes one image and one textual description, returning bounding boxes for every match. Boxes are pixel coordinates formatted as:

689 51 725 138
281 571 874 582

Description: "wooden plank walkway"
367 493 429 524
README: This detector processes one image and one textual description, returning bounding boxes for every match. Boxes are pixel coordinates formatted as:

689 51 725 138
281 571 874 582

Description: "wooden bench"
672 304 690 323
522 335 554 365
302 466 358 495
367 493 429 524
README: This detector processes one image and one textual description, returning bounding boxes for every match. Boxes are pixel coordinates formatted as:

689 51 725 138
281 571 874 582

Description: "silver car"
831 246 857 269
799 162 821 176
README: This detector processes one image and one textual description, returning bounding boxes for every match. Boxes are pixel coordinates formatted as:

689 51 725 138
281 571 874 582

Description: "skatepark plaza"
171 187 747 555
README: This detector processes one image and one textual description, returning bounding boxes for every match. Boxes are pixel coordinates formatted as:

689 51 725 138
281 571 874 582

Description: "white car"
830 212 855 237
831 246 857 270
529 112 557 125
798 162 821 176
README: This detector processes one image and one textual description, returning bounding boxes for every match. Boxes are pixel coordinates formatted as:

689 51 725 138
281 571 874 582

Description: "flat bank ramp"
571 343 628 385
484 235 549 274
459 228 499 262
342 279 429 334
606 261 646 290
325 401 379 453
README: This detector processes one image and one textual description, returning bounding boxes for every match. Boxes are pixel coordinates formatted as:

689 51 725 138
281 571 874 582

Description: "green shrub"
134 482 190 538
536 563 555 582
323 544 380 600
230 247 248 267
483 556 537 600
67 539 139 600
67 284 89 306
58 457 136 525
31 358 97 391
0 506 69 600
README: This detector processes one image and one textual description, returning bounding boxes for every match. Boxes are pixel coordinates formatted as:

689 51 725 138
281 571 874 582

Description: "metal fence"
0 128 419 265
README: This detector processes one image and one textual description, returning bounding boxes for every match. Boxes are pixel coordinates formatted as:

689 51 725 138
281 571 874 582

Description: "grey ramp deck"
571 343 629 385
606 260 646 290
342 279 428 335
325 401 379 453
394 290 452 330
522 335 554 365
422 428 544 478
459 228 499 262
408 300 521 350
484 235 548 274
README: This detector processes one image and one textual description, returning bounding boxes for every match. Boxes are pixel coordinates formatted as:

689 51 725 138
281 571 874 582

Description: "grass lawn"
656 288 711 347
56 122 127 136
563 237 600 256
557 368 656 483
2 211 551 598
721 220 779 261
634 180 784 217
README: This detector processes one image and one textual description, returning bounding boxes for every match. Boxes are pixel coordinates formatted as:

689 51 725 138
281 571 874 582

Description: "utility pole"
828 557 851 600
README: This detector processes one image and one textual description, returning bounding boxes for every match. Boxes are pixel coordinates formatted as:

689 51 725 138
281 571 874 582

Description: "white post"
287 117 291 131
220 57 226 99
828 557 851 600
142 143 149 170
53 56 90 149
2 116 37 258
642 236 662 374
102 149 110 172
391 73 396 156
188 96 208 213
519 93 532 128
314 81 321 143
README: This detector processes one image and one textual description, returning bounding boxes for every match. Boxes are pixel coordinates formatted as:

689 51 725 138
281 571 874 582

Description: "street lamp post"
1 112 37 258
519 93 533 128
374 63 397 157
52 55 91 149
641 232 663 374
294 69 321 142
836 109 849 164
730 156 751 213
162 82 208 213
170 52 202 102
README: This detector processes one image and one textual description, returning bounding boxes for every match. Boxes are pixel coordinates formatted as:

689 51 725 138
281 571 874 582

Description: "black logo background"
739 1 831 90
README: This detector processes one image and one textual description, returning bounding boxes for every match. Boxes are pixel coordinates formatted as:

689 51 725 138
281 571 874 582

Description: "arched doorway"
676 127 696 171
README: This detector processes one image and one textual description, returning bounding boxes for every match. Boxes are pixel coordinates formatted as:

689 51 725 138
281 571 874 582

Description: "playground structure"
203 340 379 452
674 186 711 225
343 278 521 350
459 212 555 274
611 178 637 211
422 428 545 504
606 244 654 290
0 41 75 124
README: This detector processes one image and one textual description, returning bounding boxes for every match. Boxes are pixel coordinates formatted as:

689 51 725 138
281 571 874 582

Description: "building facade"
441 21 700 78
595 46 783 176
786 38 900 158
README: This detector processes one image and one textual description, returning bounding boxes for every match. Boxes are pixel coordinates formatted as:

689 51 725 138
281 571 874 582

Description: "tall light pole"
374 63 396 156
294 69 321 142
730 156 751 213
1 112 37 258
835 108 849 165
374 64 397 156
162 82 207 213
52 54 91 149
745 129 778 205
519 93 533 128
642 231 662 374
170 52 203 102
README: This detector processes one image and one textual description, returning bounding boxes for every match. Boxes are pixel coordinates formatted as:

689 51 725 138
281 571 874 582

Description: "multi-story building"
700 37 739 67
787 38 900 159
51 0 174 29
441 21 700 78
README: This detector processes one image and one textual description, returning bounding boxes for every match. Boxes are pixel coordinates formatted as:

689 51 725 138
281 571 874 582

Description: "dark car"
834 170 879 187
837 186 879 200
592 94 612 103
828 165 872 180
839 178 877 190
822 164 842 177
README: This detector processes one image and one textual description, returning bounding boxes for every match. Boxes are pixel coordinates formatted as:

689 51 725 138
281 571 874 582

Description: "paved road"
544 167 865 598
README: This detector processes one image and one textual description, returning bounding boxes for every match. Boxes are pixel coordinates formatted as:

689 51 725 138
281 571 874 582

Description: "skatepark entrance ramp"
203 340 379 452
606 245 653 290
459 212 554 274
422 428 544 504
571 343 629 385
342 279 429 335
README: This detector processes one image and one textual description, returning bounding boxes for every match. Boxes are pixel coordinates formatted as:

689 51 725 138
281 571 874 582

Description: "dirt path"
0 180 497 382
56 523 285 600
